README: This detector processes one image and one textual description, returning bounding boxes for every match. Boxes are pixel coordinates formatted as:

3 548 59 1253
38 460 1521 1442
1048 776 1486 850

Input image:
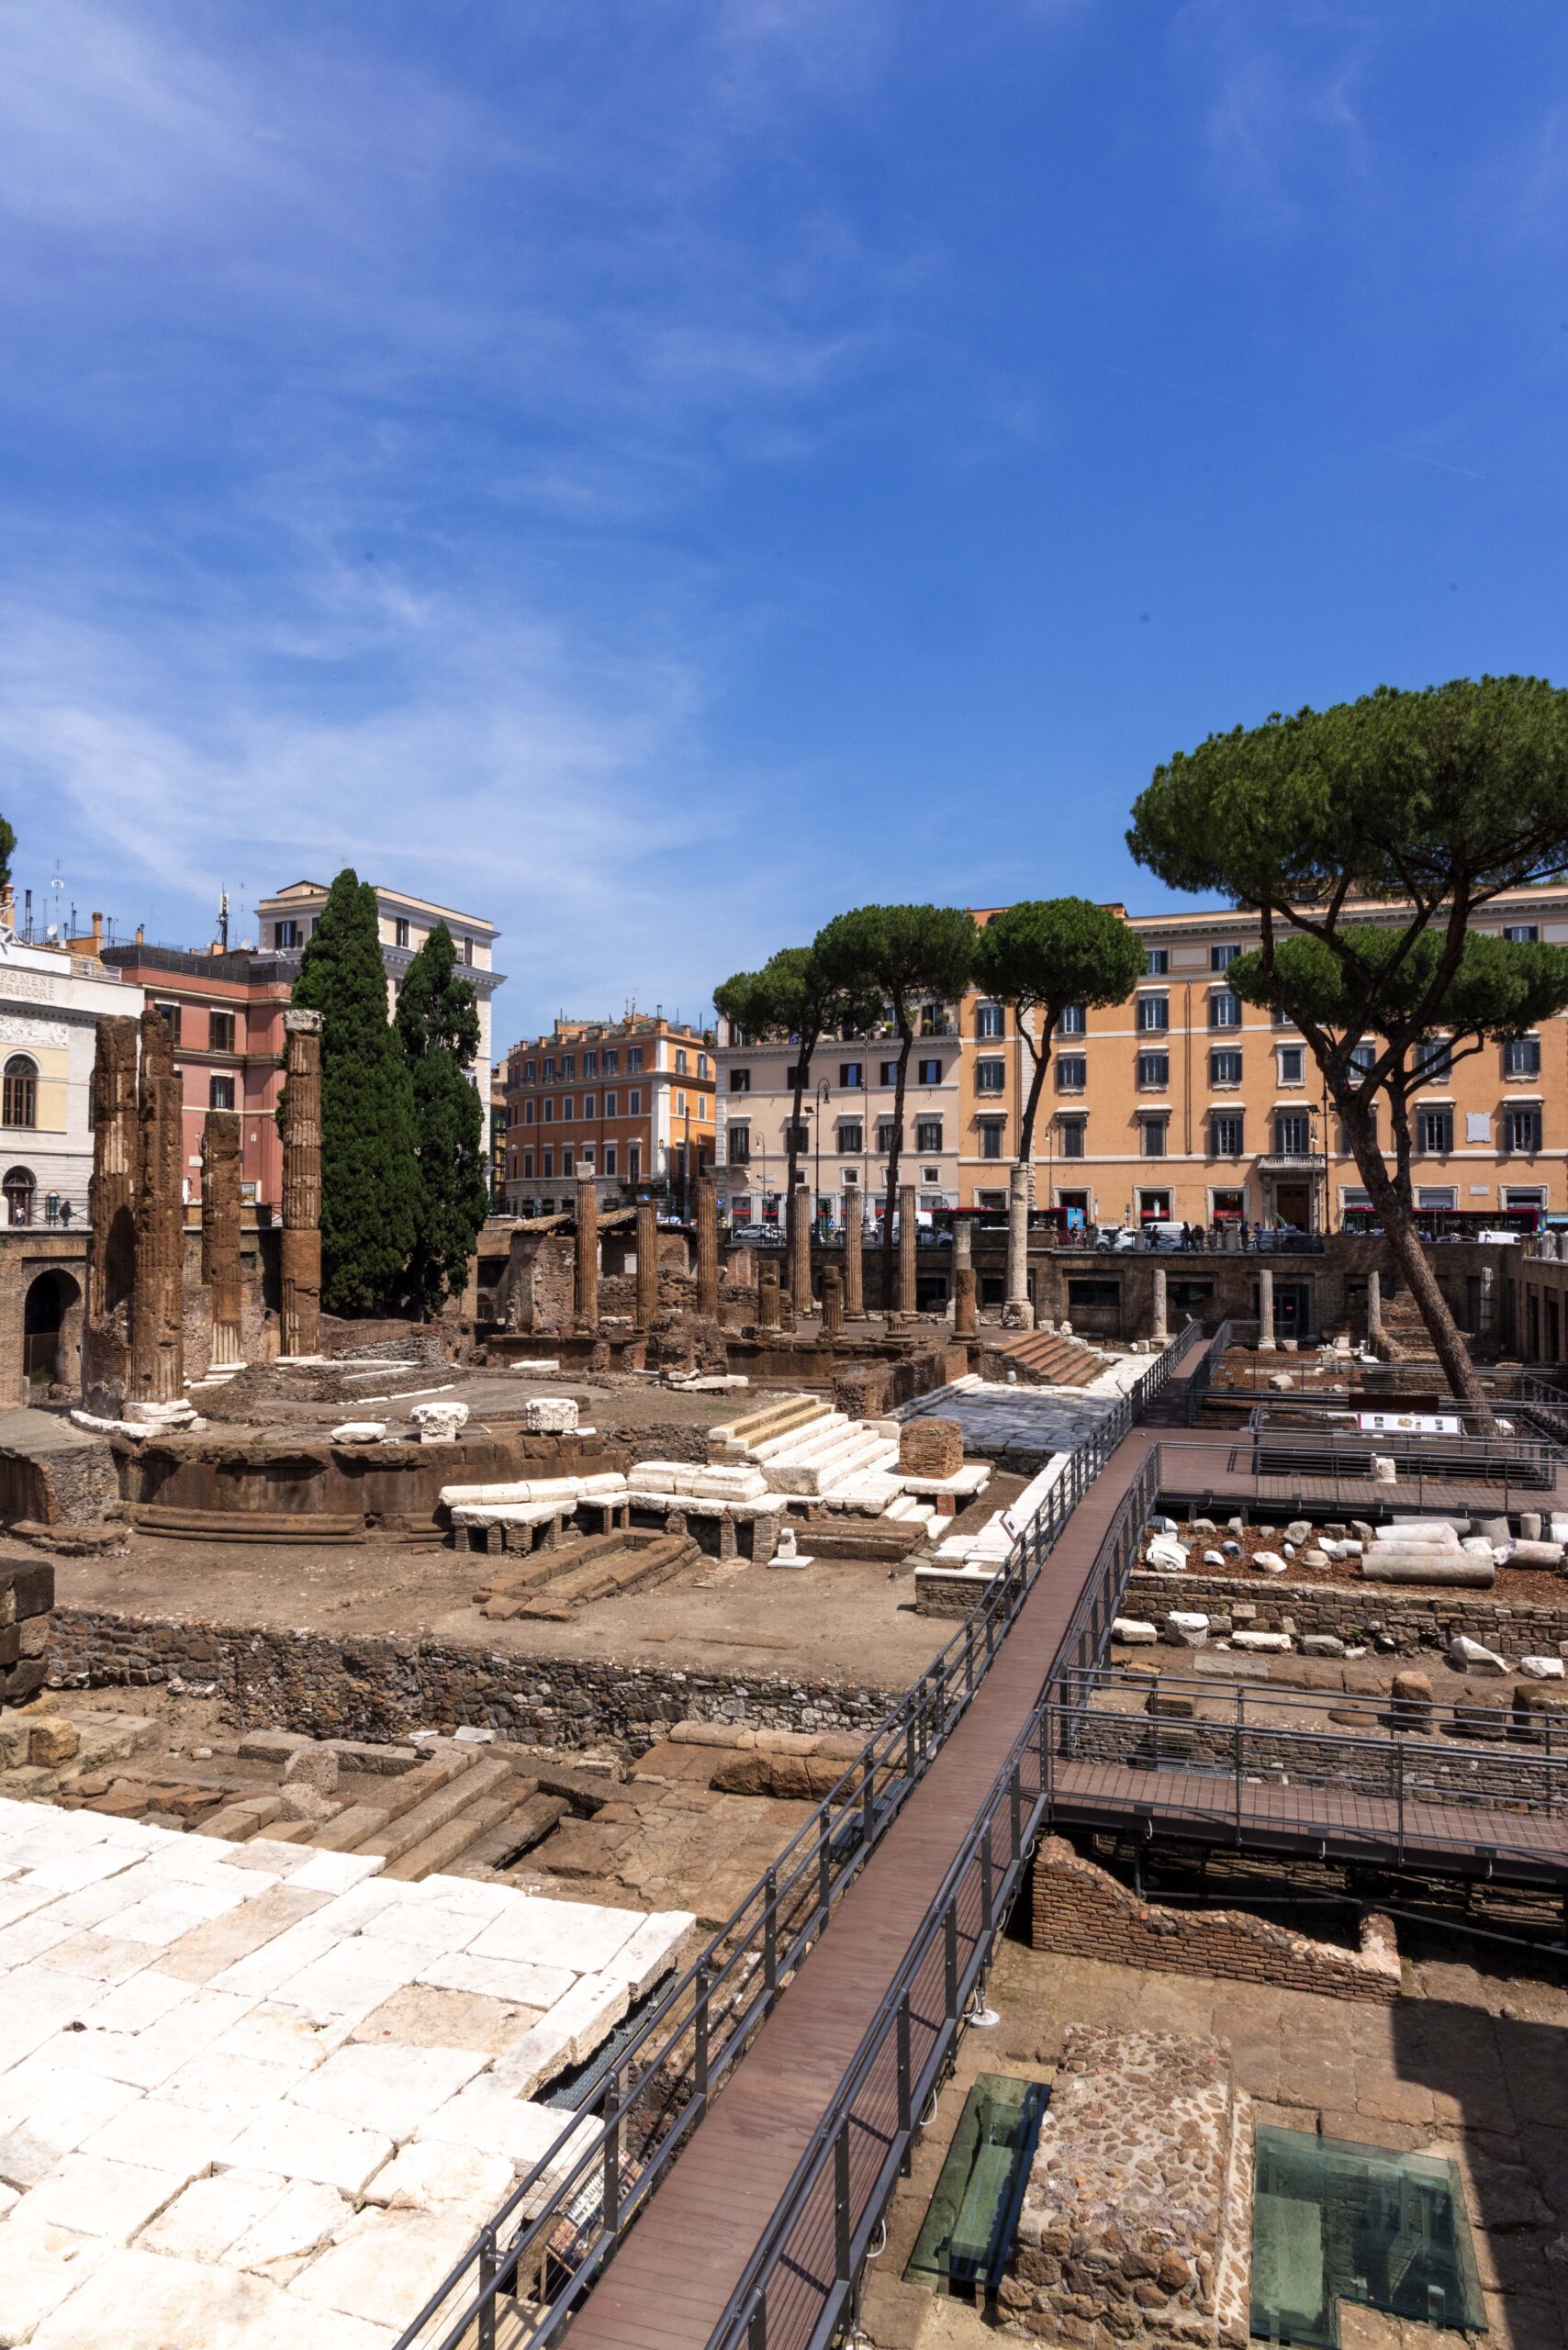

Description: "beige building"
255 881 502 1100
961 885 1568 1231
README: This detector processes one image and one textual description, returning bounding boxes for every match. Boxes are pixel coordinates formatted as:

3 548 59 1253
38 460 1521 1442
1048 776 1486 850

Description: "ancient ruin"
129 1002 185 1404
200 1109 243 1369
83 1013 138 1412
280 1005 323 1359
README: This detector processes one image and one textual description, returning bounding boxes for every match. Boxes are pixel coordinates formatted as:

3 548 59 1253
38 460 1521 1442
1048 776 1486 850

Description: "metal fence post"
980 1819 994 1937
748 2290 767 2348
478 2226 498 2350
695 1960 711 2100
834 2121 852 2284
945 1897 958 2020
897 1991 913 2171
764 1864 778 1998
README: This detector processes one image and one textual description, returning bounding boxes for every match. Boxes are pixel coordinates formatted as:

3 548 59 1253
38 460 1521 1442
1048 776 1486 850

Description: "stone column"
1366 1268 1382 1346
1257 1263 1276 1352
758 1254 782 1331
635 1197 659 1330
574 1175 599 1330
842 1196 863 1319
1479 1261 1495 1337
84 1014 139 1408
200 1111 243 1367
280 1008 323 1360
1151 1262 1168 1345
129 1003 185 1404
787 1182 812 1315
953 1214 977 1337
1003 1161 1036 1329
821 1263 845 1338
896 1184 917 1318
694 1177 720 1321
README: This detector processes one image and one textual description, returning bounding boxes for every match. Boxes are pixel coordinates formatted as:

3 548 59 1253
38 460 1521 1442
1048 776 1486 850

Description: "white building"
713 1012 962 1235
254 881 503 1100
0 933 144 1225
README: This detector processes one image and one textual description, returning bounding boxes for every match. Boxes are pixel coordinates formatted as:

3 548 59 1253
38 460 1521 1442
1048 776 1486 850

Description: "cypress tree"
290 870 419 1315
395 921 490 1316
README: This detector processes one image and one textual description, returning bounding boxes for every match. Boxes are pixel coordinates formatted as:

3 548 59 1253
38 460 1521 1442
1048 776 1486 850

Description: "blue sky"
6 1 1568 1038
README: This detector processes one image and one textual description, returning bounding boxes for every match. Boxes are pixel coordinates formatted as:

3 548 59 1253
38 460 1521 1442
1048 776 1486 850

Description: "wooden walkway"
566 1368 1205 2350
564 1363 1568 2350
1147 1427 1568 1519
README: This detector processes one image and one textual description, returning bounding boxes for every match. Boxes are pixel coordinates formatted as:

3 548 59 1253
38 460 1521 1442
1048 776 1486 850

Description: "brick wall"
1029 1834 1400 2001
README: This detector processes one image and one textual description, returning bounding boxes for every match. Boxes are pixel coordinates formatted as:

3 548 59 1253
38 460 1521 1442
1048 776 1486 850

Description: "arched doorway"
4 1165 36 1225
24 1269 83 1391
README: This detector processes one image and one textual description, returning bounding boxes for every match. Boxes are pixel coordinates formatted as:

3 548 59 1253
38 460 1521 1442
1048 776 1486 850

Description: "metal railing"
1245 1405 1558 1495
389 1322 1211 2350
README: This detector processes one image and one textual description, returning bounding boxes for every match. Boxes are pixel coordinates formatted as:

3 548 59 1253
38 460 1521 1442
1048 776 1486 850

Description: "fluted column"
787 1182 812 1314
695 1177 719 1320
635 1197 659 1330
896 1184 917 1318
574 1175 599 1330
129 1003 184 1403
280 1008 323 1359
842 1194 863 1318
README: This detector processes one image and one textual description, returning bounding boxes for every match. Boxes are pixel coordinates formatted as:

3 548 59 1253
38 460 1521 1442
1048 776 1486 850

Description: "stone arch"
24 1267 83 1391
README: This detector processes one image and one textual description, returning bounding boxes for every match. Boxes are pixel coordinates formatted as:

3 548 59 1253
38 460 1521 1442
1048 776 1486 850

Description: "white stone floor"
0 1798 692 2347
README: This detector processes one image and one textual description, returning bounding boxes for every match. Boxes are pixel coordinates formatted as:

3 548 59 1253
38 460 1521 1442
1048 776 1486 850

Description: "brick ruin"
280 1006 323 1359
200 1109 243 1369
83 1013 138 1412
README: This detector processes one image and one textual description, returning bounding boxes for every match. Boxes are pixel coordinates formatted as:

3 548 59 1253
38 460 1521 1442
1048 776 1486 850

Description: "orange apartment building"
501 1015 716 1216
958 886 1568 1230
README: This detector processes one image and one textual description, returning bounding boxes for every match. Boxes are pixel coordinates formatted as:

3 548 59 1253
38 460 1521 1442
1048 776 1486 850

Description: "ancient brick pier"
280 1007 323 1358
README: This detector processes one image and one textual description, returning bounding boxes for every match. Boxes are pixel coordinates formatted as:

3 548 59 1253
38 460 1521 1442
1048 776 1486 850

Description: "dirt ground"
861 1923 1568 2350
52 1469 1027 1685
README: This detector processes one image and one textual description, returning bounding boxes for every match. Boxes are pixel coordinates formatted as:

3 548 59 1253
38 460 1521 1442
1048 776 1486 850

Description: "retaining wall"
49 1606 894 1755
1126 1569 1568 1659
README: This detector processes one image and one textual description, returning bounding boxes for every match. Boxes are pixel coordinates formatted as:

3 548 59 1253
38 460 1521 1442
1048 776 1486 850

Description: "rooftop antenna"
218 890 230 950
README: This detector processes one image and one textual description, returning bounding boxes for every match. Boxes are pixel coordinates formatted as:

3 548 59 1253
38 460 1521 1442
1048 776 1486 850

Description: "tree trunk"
881 1013 913 1312
1007 1017 1052 1313
1340 1098 1491 1416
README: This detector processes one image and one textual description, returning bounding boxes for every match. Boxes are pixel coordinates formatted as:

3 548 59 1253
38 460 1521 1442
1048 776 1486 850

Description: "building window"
584 1052 598 1077
879 1058 899 1085
1137 1052 1169 1091
1505 1036 1541 1078
1417 1186 1455 1211
560 1147 573 1176
274 920 299 949
581 1093 595 1119
837 1060 862 1088
1277 1046 1305 1085
522 1151 534 1180
629 1089 642 1113
561 1055 575 1080
1349 1042 1375 1077
627 1046 644 1072
1271 1005 1293 1029
2 1056 37 1129
916 1119 943 1152
560 1097 574 1121
1141 1115 1168 1158
1056 1055 1086 1092
676 1048 688 1074
836 1121 863 1154
1211 1112 1244 1157
523 1100 535 1125
1210 943 1238 970
919 1002 947 1036
1209 1048 1242 1087
877 1118 900 1152
155 1002 183 1045
975 1058 1005 1094
730 1068 751 1092
1209 989 1241 1030
604 1091 616 1117
976 1002 1004 1038
462 937 474 967
208 1075 235 1111
1144 948 1168 975
543 1056 556 1080
1137 994 1169 1033
629 1142 643 1179
698 1054 709 1080
1138 1188 1172 1219
785 1122 810 1153
578 1142 595 1170
1274 1112 1312 1156
523 1059 536 1083
979 1120 1005 1159
1413 1035 1452 1083
1504 923 1540 943
1058 1117 1086 1160
603 1049 619 1074
4 1166 35 1225
604 1143 617 1177
209 1011 235 1054
1505 1106 1542 1153
727 1126 750 1165
917 1058 941 1085
543 1100 554 1124
542 1148 554 1179
394 916 409 948
1058 1002 1086 1035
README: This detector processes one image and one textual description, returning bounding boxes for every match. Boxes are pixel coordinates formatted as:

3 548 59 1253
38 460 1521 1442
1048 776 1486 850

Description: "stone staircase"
711 1395 904 1511
982 1327 1107 1387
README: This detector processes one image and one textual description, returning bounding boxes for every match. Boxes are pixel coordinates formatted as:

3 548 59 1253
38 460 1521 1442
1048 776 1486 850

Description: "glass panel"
905 2074 1047 2299
1250 2125 1486 2346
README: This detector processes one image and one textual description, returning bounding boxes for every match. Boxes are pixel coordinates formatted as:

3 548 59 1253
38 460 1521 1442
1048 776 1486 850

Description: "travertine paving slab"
0 1796 689 2346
